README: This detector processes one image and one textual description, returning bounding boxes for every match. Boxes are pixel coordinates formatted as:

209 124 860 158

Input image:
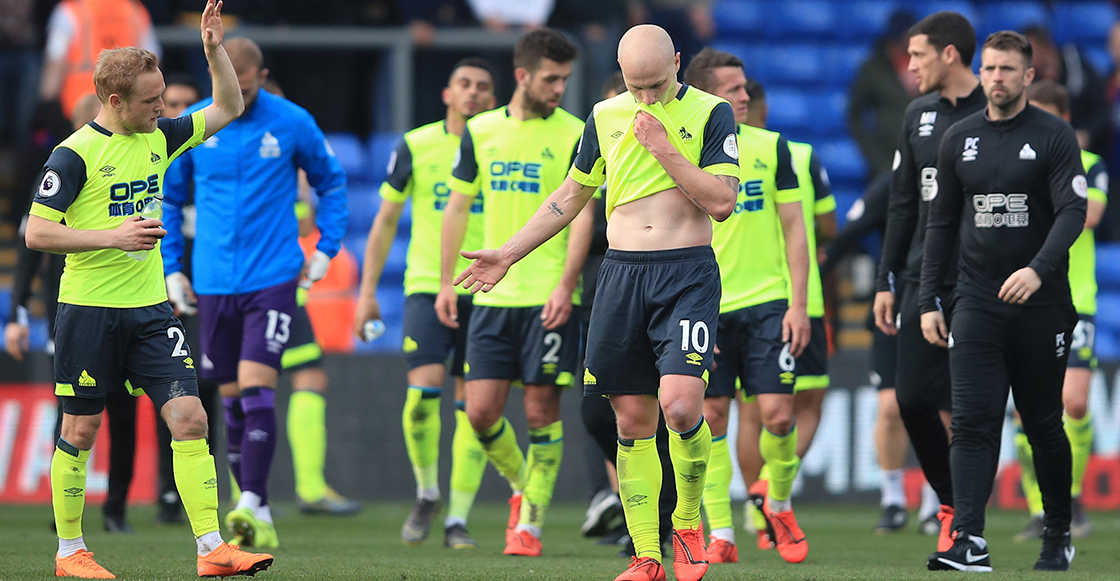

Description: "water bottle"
127 194 164 261
361 319 386 342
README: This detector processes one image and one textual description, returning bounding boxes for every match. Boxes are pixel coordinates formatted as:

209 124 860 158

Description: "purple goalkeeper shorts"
197 278 299 383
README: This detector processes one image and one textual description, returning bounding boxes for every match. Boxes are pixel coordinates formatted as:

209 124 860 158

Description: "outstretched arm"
199 1 243 139
455 177 597 294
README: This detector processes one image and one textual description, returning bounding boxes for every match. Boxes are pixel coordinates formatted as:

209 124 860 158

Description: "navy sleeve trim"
34 147 86 214
572 112 601 175
809 152 831 200
451 125 478 184
385 138 413 192
700 102 738 168
158 115 196 159
774 137 799 191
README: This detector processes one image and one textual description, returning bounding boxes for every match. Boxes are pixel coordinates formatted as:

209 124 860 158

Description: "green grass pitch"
2 502 1117 580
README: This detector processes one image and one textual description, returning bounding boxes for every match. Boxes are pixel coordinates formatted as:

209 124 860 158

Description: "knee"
762 411 794 436
661 398 701 433
524 407 557 429
467 407 502 434
1063 396 1088 420
61 418 100 450
167 406 209 440
703 399 730 436
615 411 657 441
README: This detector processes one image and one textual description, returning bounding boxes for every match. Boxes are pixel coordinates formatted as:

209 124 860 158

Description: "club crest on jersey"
962 137 979 162
38 170 61 198
150 152 162 164
679 127 693 141
1019 143 1036 160
259 131 281 159
918 111 936 137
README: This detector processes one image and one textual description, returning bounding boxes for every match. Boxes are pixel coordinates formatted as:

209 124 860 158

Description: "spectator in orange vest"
39 0 160 122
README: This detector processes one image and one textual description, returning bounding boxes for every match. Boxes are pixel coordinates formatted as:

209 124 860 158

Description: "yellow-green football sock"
618 436 662 561
477 417 527 491
1065 413 1093 498
703 433 734 533
402 387 442 498
1015 420 1044 516
172 438 220 537
448 406 486 523
522 421 563 530
51 439 89 540
287 390 328 502
669 418 711 529
758 462 771 483
760 426 799 502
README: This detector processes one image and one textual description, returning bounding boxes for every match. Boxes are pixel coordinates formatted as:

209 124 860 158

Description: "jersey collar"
942 82 985 109
88 121 113 137
983 100 1032 131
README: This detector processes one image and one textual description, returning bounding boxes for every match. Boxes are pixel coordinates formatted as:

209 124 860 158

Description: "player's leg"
612 394 665 562
128 302 273 576
283 295 356 514
702 308 741 562
445 376 487 548
792 317 829 458
1008 306 1074 571
102 385 137 533
895 282 954 510
195 293 244 500
1064 316 1095 538
227 280 298 548
512 307 579 550
50 303 119 577
875 388 910 530
463 304 526 546
929 305 1008 572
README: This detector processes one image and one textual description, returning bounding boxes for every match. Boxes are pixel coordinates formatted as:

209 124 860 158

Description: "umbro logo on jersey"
99 165 116 176
962 137 979 162
753 158 768 170
1019 143 1037 160
542 147 554 160
679 127 693 141
919 111 937 137
610 130 624 141
150 152 161 164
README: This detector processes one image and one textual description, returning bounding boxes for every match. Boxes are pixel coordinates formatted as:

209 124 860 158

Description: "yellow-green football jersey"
381 121 484 296
570 84 739 218
788 141 836 318
30 110 207 308
1070 149 1108 316
448 107 584 308
712 125 800 313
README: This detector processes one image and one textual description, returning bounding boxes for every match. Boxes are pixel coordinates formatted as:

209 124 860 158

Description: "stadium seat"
912 1 980 30
1095 328 1120 360
1096 244 1120 291
826 43 873 89
1053 2 1119 45
806 90 848 137
773 1 838 38
713 0 767 37
815 138 867 183
711 41 758 75
367 132 402 185
765 87 812 132
325 132 370 183
0 288 9 325
751 44 827 85
978 2 1050 41
1095 292 1120 330
836 0 899 41
1083 46 1112 78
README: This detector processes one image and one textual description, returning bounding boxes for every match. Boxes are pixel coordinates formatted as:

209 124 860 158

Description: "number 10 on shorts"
679 319 709 353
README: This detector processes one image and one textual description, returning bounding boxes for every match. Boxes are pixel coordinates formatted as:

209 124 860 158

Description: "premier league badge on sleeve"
38 170 61 198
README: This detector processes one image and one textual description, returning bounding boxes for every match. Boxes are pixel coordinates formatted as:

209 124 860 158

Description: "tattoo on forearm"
548 202 564 217
717 175 740 193
672 180 710 213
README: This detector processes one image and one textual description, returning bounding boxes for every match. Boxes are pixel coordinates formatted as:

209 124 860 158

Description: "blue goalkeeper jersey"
162 90 348 295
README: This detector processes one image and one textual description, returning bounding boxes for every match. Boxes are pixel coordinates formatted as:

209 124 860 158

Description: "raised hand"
633 110 669 154
201 0 225 49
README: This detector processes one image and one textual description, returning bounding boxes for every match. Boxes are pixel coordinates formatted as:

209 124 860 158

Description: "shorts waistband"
604 245 714 264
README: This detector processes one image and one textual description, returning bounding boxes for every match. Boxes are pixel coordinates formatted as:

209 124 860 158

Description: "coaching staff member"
921 31 1085 573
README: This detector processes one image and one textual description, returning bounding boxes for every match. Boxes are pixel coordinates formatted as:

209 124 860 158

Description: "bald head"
617 25 680 105
225 37 264 75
